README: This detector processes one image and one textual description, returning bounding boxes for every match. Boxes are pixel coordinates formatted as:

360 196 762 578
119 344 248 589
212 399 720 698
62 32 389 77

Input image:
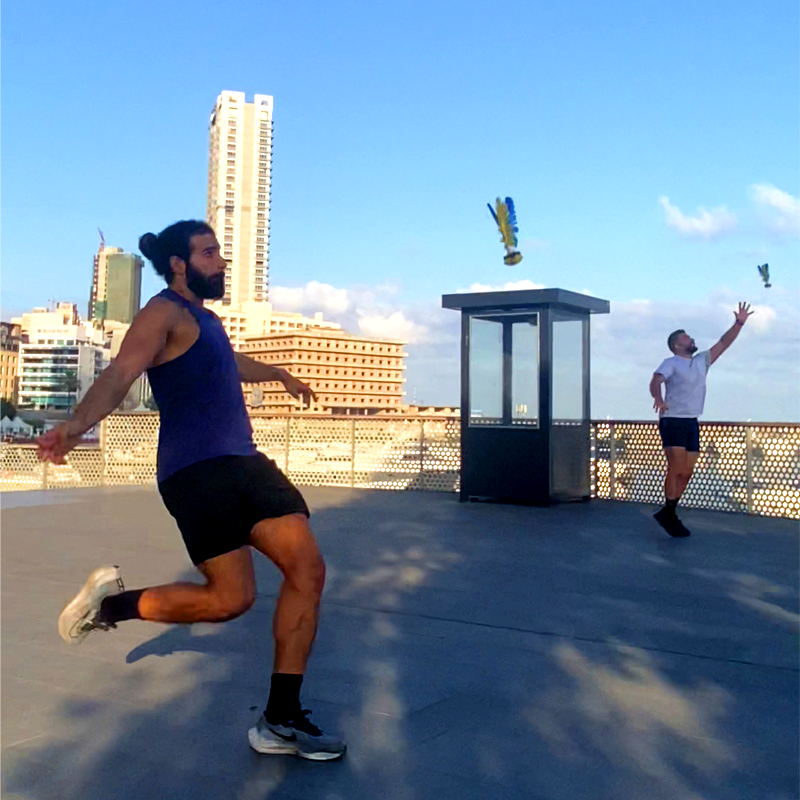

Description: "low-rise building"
239 328 406 415
15 305 110 411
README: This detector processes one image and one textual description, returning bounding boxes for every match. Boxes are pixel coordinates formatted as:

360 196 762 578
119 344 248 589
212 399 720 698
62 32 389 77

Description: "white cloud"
268 278 799 420
750 183 800 236
358 312 428 343
744 303 777 333
658 196 737 239
270 280 350 314
458 279 546 293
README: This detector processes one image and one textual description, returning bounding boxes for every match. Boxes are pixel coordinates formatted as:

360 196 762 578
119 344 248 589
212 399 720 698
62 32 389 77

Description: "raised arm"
709 302 753 365
233 352 317 405
37 299 175 463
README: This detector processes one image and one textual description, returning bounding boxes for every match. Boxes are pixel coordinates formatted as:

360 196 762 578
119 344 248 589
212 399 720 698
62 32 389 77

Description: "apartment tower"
206 91 273 305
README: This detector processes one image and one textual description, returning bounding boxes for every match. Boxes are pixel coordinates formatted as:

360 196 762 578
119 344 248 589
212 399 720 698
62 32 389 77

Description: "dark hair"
667 329 685 353
138 220 215 283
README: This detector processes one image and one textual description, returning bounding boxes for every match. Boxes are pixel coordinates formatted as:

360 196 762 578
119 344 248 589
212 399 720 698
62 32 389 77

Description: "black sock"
664 498 678 511
99 590 144 624
265 673 303 724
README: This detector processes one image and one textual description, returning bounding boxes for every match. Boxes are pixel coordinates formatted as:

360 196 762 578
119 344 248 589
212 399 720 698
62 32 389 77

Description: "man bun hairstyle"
138 220 215 283
667 329 685 353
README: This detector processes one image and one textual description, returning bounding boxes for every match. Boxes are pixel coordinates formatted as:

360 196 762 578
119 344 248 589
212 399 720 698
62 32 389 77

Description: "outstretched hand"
734 302 753 325
36 421 85 464
282 373 317 407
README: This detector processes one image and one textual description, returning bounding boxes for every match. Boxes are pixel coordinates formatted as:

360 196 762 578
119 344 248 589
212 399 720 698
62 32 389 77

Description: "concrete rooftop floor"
1 486 798 800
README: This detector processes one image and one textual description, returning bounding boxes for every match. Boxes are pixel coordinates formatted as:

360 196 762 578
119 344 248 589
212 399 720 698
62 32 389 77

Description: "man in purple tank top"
37 220 346 761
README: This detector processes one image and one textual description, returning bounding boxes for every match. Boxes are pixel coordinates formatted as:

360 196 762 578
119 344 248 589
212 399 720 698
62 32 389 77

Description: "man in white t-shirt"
649 302 753 537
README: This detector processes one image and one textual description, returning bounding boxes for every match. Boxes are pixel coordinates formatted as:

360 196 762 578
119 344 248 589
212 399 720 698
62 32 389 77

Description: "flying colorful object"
757 263 771 288
487 197 523 266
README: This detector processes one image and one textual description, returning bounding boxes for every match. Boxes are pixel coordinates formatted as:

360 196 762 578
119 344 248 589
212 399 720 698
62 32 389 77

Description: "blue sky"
3 0 798 418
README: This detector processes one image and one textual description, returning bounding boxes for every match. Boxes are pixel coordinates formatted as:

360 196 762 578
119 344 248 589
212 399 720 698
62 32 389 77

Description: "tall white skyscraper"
206 90 273 305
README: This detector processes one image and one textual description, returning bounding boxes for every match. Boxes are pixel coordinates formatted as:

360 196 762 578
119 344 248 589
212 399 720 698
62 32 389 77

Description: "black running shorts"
158 453 310 565
658 417 700 453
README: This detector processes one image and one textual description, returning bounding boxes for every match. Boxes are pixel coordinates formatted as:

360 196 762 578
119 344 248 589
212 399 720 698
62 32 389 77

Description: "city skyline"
2 1 798 420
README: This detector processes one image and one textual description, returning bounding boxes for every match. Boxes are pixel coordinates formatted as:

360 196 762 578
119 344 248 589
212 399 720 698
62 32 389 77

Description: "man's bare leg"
664 447 699 502
246 512 325 728
249 513 325 674
655 447 699 537
57 547 256 644
137 547 256 622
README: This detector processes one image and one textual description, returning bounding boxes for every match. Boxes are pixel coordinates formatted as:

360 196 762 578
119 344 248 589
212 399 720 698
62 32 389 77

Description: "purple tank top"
147 289 257 482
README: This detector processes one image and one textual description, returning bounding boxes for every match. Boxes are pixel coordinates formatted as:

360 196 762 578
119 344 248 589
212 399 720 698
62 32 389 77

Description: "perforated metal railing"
2 415 797 519
592 421 800 519
0 414 461 496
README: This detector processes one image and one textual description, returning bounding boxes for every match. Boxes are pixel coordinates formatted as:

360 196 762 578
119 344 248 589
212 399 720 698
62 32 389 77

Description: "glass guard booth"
442 289 610 505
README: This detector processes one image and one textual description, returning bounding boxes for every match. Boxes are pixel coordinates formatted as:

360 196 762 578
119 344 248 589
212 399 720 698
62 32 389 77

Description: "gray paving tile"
1 487 797 800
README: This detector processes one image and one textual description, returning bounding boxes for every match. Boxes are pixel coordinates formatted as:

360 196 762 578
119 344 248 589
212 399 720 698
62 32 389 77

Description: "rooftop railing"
2 414 798 519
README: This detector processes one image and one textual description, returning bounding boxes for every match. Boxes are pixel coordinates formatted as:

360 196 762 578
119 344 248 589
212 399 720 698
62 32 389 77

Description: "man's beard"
186 263 225 299
688 342 698 354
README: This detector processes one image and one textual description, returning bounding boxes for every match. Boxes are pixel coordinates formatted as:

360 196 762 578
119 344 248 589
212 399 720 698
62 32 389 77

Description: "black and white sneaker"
248 710 346 761
58 566 124 644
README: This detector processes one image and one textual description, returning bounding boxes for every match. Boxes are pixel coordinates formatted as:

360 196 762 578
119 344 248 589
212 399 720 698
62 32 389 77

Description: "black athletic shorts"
158 453 310 565
659 417 700 453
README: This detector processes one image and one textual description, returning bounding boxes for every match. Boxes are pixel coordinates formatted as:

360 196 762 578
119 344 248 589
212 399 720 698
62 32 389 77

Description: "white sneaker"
58 566 124 645
248 711 346 761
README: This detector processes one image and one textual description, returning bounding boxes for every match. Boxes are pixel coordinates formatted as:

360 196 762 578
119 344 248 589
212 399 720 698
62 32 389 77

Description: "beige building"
0 322 21 403
206 90 273 305
239 329 407 415
207 299 341 350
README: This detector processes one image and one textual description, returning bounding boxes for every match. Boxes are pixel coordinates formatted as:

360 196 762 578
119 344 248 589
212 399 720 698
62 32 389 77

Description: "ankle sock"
99 590 144 624
265 673 303 723
664 498 678 512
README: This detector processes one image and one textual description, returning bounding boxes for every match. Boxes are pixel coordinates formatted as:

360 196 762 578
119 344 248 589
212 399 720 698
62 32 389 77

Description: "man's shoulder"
142 294 180 318
655 355 677 372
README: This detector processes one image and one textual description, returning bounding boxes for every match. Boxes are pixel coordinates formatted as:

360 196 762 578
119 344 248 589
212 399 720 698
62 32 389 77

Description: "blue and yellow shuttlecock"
487 197 523 265
757 263 771 288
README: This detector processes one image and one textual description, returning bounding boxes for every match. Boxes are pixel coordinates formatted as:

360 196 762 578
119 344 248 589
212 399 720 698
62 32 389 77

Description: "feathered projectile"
757 263 771 288
487 197 523 266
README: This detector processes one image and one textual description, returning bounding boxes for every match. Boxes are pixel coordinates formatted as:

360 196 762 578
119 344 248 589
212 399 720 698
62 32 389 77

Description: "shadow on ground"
2 488 798 800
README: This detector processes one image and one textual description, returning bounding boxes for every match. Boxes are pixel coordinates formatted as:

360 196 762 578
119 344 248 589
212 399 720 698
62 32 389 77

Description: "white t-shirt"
655 351 711 418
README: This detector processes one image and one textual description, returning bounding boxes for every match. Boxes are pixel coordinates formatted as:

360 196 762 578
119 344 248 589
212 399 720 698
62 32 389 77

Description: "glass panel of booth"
552 311 587 423
468 312 539 427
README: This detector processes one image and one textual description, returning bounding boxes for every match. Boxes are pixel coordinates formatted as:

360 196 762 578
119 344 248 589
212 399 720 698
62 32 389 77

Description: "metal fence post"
41 459 49 490
745 426 754 515
284 417 291 474
419 420 426 483
99 418 107 487
350 419 356 488
609 422 616 500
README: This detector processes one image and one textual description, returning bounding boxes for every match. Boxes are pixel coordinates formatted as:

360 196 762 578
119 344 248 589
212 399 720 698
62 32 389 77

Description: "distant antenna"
98 228 105 248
